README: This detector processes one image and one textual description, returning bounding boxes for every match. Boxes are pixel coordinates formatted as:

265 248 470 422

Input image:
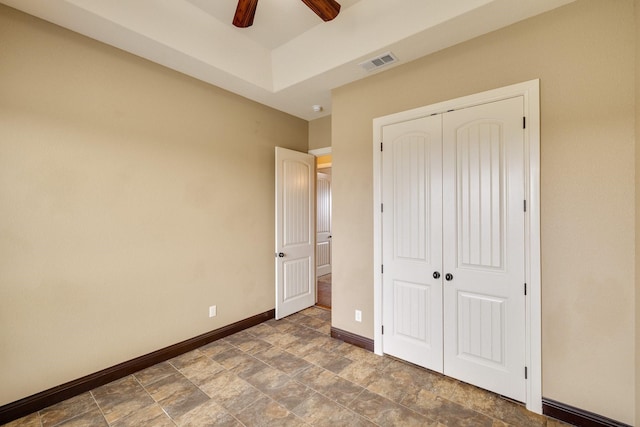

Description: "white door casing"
373 80 541 412
316 172 332 277
381 115 444 372
275 147 316 320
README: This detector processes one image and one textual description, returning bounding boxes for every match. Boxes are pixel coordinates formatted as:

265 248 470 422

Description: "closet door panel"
381 115 443 372
442 97 526 402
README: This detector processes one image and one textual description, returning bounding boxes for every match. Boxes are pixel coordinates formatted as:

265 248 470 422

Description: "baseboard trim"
0 309 275 425
330 327 374 352
542 398 631 427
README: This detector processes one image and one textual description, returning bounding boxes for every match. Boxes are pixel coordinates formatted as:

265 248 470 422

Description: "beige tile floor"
4 307 571 427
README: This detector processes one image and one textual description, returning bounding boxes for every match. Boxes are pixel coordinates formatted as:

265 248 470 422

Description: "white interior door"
380 97 526 402
381 116 444 372
316 172 332 277
442 97 526 401
275 147 316 320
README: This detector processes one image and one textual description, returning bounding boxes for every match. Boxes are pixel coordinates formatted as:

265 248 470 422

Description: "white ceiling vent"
359 52 398 72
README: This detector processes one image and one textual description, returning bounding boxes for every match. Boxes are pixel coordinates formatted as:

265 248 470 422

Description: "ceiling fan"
233 0 341 28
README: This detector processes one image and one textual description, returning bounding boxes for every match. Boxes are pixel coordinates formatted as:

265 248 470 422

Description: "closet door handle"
445 273 453 281
433 271 441 279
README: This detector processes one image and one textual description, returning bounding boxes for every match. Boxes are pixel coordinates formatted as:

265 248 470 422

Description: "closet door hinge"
381 203 384 213
524 283 527 295
381 142 383 151
524 200 527 212
381 325 384 335
381 265 384 274
525 366 528 379
523 117 526 129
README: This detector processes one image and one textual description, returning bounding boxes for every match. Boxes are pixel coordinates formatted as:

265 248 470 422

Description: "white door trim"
372 79 541 413
310 147 332 169
309 147 332 156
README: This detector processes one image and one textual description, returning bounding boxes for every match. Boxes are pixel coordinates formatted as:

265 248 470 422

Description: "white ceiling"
1 0 574 120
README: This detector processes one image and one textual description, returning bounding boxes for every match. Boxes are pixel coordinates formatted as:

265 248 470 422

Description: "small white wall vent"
359 52 398 72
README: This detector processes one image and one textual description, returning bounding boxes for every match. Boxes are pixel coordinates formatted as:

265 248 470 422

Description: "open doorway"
313 149 332 309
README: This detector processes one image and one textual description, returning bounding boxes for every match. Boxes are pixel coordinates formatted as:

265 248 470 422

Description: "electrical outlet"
209 305 217 318
355 309 362 322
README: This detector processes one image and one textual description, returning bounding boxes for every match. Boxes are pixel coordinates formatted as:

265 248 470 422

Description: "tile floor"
4 307 571 427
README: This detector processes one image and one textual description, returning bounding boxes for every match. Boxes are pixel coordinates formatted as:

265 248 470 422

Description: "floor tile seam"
34 410 46 427
396 392 489 425
231 392 284 423
331 384 368 409
132 372 161 402
286 388 360 426
224 339 269 361
280 348 319 371
294 318 325 332
274 394 315 427
367 387 440 424
436 384 521 423
234 346 293 378
449 396 500 421
176 368 251 418
228 412 252 427
43 402 106 427
296 372 373 418
147 385 180 427
42 393 105 427
135 363 181 389
170 382 241 427
256 359 314 387
169 352 254 399
88 390 111 426
34 412 44 427
131 371 186 422
156 405 179 427
290 366 365 408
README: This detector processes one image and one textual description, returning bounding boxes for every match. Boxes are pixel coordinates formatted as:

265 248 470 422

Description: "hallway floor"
4 307 569 427
316 274 331 309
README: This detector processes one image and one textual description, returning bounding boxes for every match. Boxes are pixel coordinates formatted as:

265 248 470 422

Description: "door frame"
372 80 541 413
310 147 333 282
309 147 332 170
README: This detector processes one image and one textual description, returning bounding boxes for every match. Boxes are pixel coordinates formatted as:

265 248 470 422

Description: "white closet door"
442 97 526 401
381 116 444 372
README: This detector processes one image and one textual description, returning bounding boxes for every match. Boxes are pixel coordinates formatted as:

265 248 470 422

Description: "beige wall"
332 0 636 424
0 5 307 406
308 115 332 150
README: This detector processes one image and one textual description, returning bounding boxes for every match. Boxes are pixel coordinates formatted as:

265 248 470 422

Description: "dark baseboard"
330 327 374 352
542 398 631 427
0 309 275 425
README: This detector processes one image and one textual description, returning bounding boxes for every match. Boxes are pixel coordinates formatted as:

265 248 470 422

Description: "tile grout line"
88 390 110 426
130 372 178 426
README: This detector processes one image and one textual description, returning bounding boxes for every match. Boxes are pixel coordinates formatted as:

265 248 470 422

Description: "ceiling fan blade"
233 0 258 28
301 0 341 22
